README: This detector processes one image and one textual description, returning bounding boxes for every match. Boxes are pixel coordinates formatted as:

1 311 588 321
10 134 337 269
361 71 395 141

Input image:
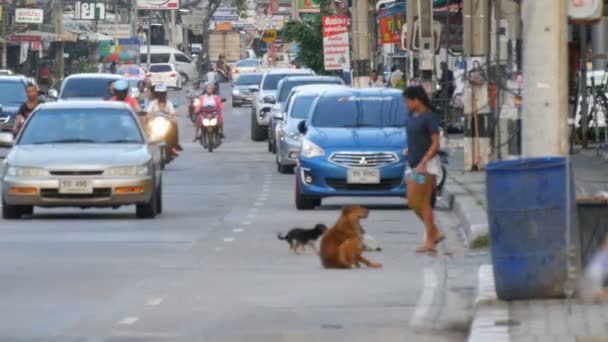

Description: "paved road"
0 86 482 341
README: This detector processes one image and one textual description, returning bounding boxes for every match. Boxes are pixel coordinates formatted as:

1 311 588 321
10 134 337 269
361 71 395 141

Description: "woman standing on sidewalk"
403 86 445 253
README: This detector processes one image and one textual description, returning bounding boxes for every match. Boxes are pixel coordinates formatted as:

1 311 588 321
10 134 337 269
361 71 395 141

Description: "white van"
140 45 199 83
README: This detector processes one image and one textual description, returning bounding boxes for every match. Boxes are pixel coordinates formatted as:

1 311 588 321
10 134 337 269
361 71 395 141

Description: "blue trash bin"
486 157 575 300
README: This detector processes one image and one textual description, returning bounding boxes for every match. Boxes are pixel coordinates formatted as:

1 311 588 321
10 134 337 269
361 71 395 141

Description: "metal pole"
580 26 589 149
521 0 568 157
147 12 151 70
55 0 64 78
406 0 418 81
2 0 7 69
495 0 502 160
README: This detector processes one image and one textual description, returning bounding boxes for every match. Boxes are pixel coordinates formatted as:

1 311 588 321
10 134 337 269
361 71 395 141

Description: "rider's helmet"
114 79 129 100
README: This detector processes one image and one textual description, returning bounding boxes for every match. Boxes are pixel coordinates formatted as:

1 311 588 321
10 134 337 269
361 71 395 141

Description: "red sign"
322 16 350 71
9 35 40 42
380 13 403 44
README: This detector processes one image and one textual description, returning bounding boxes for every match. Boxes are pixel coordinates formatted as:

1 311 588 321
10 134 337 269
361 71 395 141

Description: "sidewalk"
444 144 608 342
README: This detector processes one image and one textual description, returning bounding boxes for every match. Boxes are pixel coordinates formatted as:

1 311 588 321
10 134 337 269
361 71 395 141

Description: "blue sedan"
295 88 409 210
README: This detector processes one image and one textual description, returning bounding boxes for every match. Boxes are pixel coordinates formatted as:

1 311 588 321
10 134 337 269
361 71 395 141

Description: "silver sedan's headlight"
104 165 150 177
7 167 49 177
301 139 325 158
284 130 301 140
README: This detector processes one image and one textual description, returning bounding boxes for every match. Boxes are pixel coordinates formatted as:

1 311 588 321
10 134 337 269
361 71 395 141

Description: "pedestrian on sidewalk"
368 70 385 88
403 86 444 253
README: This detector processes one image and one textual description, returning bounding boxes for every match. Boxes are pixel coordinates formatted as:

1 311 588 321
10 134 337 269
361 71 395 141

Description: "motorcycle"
140 111 177 169
199 105 222 153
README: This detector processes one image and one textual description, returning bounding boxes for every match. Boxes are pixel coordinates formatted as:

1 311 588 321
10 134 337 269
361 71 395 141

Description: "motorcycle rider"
14 83 42 134
146 83 183 155
194 83 224 142
216 54 231 81
186 80 204 121
111 79 141 112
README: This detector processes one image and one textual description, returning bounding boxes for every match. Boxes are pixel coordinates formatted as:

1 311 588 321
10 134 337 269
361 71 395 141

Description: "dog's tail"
277 233 288 240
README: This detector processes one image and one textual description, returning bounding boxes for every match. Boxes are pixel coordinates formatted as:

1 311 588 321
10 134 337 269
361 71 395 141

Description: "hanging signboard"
568 0 603 23
75 1 106 20
322 16 351 71
96 23 132 39
136 0 179 10
15 8 43 24
298 0 320 13
379 10 404 44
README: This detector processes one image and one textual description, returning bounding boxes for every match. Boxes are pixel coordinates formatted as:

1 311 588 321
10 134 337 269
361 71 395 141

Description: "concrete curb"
467 265 511 342
444 175 489 246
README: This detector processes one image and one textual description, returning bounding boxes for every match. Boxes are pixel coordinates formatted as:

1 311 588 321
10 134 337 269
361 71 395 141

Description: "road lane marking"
240 221 251 226
118 317 139 325
233 228 244 233
410 268 438 328
254 202 264 207
147 298 164 306
215 247 224 252
223 237 235 242
246 214 256 219
249 208 259 212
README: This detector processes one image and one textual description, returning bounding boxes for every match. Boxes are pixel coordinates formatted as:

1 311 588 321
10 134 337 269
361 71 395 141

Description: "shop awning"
9 30 78 43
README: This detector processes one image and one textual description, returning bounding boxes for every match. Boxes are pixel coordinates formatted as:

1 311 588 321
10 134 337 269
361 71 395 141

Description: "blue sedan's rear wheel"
295 176 317 210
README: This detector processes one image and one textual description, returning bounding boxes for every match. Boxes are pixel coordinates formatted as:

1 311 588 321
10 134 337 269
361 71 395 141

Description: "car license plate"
347 168 380 184
58 179 93 194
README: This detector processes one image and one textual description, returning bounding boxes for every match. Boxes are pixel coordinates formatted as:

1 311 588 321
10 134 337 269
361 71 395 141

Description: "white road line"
147 298 164 306
246 214 256 219
410 268 439 329
240 221 251 226
233 228 244 233
223 237 235 242
118 317 139 325
254 202 264 207
215 247 224 252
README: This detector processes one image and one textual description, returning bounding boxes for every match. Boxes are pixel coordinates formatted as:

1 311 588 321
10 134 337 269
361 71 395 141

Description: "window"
235 74 262 86
312 94 407 128
60 78 118 99
277 79 343 102
140 53 170 64
290 95 317 119
0 82 26 105
19 109 144 145
236 59 260 67
175 54 191 63
150 64 172 73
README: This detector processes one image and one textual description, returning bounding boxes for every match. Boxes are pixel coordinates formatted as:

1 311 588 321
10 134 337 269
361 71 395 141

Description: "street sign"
568 0 603 23
15 8 43 24
182 14 203 29
211 15 239 22
97 23 132 39
75 1 106 20
262 29 277 43
136 0 179 10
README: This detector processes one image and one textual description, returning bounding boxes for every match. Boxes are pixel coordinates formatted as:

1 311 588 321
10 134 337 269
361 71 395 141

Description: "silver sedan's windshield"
18 108 144 145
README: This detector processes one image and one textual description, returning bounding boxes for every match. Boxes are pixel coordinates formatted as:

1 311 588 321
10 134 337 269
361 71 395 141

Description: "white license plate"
58 179 93 194
347 168 380 184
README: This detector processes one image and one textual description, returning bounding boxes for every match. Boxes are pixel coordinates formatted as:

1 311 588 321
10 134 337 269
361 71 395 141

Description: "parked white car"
139 45 198 84
147 63 183 89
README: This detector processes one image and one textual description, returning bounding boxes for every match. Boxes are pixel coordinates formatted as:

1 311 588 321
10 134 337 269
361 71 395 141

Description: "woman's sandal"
415 244 437 254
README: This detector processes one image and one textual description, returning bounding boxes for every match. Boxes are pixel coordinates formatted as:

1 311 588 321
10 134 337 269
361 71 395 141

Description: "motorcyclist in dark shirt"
14 83 42 134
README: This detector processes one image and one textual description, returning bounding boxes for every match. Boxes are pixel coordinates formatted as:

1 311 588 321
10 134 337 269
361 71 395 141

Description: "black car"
232 73 263 107
0 76 28 132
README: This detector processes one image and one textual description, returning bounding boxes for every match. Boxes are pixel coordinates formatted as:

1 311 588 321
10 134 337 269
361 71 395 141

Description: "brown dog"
319 205 382 269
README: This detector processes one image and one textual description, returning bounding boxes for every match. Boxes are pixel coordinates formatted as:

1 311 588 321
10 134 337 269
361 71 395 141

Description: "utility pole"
2 0 7 69
54 0 64 78
417 0 434 93
463 0 490 170
521 0 568 157
406 0 418 81
352 0 370 88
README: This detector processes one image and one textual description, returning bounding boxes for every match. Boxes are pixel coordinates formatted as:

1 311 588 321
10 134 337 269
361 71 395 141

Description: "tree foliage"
282 0 334 74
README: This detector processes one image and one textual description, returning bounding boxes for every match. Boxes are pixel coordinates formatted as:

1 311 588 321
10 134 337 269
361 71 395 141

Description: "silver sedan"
0 101 162 219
